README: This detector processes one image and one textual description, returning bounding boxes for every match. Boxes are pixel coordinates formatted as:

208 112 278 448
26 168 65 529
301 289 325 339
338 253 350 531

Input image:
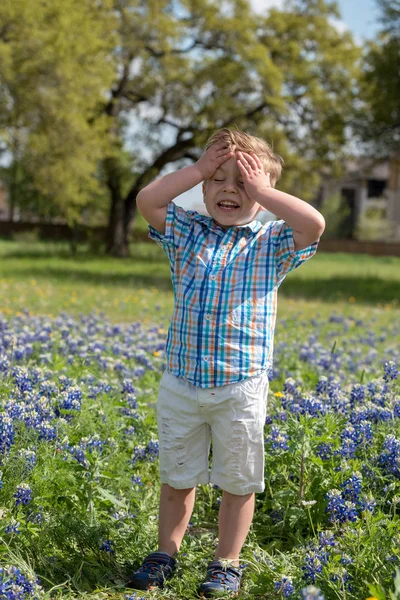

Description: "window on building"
367 179 386 198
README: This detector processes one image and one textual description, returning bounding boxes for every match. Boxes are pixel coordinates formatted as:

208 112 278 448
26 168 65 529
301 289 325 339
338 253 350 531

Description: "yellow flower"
153 351 160 357
274 391 284 398
366 597 379 600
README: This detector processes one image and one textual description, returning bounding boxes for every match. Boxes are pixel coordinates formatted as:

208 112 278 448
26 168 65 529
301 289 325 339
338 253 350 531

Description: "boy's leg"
158 483 196 556
214 490 255 567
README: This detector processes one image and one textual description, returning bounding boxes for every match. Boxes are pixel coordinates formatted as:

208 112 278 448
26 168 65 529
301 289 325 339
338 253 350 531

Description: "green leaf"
95 487 126 508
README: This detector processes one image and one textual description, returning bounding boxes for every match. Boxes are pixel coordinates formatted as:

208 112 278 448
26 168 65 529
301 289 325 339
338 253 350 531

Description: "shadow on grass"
1 248 165 264
279 275 400 305
0 239 163 262
7 265 174 291
5 263 400 305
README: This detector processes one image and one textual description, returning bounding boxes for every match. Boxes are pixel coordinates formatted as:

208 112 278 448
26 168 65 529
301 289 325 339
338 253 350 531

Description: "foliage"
0 0 117 223
353 0 400 155
1 0 363 249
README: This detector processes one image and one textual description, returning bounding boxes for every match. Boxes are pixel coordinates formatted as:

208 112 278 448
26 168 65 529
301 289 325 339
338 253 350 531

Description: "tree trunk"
105 138 195 256
104 157 127 256
121 185 140 256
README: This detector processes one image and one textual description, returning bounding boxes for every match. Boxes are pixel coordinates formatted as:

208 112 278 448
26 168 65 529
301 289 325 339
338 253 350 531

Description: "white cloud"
249 0 285 14
328 17 350 34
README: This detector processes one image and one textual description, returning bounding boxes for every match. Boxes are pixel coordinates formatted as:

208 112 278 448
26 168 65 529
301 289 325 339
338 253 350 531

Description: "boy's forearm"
255 187 325 233
136 164 204 209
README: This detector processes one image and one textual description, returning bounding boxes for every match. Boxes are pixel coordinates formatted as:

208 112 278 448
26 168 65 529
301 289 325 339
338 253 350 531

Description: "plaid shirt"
148 201 318 388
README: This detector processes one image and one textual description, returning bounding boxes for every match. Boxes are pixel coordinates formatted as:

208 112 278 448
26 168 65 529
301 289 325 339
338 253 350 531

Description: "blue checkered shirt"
148 201 318 388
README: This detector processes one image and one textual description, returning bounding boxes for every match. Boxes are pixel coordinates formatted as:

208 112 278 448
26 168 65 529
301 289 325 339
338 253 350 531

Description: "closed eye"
214 179 244 185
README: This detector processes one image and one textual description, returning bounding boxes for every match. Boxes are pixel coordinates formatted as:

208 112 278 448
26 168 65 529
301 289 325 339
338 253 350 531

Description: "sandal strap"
206 561 242 582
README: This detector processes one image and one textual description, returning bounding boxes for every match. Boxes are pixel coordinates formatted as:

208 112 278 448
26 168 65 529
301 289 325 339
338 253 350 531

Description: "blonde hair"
204 126 284 187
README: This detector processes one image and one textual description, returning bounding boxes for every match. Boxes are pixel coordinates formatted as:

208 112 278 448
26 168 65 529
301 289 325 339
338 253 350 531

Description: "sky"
169 0 383 213
250 0 381 43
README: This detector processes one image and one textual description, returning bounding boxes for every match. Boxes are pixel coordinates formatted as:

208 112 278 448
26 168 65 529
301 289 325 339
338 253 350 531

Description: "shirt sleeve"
269 219 319 286
147 201 193 263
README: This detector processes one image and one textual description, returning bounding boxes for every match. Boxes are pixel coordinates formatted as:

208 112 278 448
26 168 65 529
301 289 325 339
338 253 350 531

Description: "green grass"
0 239 399 328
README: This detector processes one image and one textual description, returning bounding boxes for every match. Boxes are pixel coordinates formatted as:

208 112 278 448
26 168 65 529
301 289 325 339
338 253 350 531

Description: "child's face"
202 152 265 229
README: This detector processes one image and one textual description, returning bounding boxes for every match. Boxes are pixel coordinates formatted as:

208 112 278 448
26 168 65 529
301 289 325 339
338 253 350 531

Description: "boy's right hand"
195 141 235 180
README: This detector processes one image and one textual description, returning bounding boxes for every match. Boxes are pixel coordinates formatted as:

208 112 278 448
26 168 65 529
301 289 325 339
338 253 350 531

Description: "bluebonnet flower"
350 384 365 405
315 376 328 395
338 421 373 458
301 586 325 600
302 553 324 583
358 494 377 513
265 425 289 451
330 568 353 591
318 531 336 549
283 378 298 394
378 434 400 478
341 472 362 502
274 576 295 596
326 489 358 523
0 564 44 598
122 379 136 394
0 415 15 456
11 366 33 392
14 483 33 506
270 509 284 524
146 440 159 460
5 521 21 535
340 554 353 565
383 361 399 382
316 443 333 460
0 354 10 373
100 540 115 554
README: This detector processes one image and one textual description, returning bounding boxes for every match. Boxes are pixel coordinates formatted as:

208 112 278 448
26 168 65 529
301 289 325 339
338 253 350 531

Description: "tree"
100 0 361 255
0 0 117 223
354 0 400 156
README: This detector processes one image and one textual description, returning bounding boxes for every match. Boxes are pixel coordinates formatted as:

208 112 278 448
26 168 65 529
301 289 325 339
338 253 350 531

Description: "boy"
127 128 325 598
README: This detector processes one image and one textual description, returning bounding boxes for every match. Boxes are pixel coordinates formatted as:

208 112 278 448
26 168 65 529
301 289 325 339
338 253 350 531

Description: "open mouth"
217 201 240 212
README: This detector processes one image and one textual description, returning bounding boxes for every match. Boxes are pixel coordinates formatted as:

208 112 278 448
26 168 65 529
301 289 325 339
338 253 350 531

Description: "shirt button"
204 356 209 361
210 276 216 281
206 315 211 320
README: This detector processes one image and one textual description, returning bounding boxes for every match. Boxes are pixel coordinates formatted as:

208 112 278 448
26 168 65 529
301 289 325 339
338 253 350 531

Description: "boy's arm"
136 165 204 234
136 142 233 235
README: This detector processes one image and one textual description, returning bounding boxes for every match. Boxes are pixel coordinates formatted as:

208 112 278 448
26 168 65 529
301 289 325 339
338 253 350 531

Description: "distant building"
315 155 400 241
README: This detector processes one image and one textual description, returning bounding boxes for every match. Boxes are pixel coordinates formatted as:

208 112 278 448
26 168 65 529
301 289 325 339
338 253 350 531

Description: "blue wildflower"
274 576 295 596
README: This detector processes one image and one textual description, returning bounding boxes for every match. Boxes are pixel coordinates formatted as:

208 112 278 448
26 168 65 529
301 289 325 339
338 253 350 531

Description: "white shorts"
156 369 269 495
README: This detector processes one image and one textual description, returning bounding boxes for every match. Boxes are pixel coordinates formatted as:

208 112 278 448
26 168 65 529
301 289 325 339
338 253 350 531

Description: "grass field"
1 239 400 600
0 239 399 323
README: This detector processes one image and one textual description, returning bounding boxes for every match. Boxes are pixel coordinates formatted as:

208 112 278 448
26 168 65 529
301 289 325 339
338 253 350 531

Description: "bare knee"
222 490 254 504
163 483 195 500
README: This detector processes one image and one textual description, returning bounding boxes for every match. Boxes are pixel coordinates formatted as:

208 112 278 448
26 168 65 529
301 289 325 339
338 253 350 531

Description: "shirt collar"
190 211 263 236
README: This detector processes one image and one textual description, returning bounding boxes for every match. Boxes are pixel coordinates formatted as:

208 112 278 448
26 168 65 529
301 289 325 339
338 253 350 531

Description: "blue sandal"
127 551 177 591
198 560 243 598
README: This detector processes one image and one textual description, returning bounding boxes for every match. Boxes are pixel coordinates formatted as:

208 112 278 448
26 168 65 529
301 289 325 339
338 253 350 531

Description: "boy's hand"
237 151 271 199
195 141 234 180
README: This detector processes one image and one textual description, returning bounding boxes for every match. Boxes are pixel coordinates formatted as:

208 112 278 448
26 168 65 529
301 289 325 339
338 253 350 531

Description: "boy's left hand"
237 151 271 200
